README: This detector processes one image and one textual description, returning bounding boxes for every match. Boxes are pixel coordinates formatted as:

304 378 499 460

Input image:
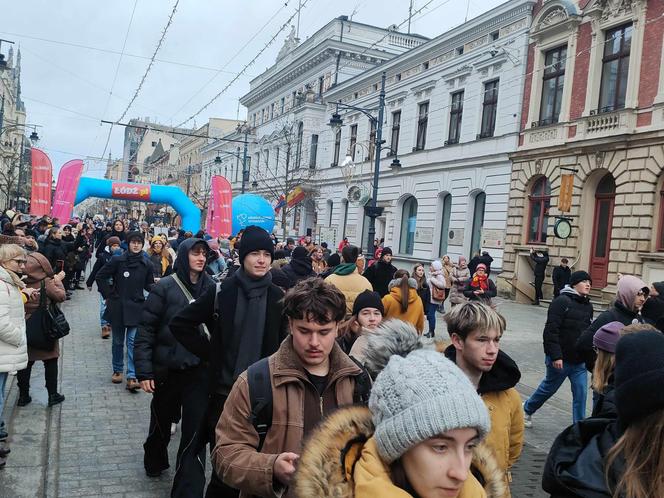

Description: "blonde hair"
444 301 506 340
0 243 25 265
591 350 615 392
620 323 658 336
606 409 664 498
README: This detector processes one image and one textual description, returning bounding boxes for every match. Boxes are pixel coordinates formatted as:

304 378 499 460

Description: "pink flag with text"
206 176 233 238
51 159 84 222
30 148 53 216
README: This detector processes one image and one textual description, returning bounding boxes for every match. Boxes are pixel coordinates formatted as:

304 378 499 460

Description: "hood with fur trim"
294 406 505 498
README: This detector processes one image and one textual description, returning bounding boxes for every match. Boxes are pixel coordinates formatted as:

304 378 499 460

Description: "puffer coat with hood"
542 418 622 498
543 286 594 364
23 252 66 361
381 278 425 333
0 265 28 373
134 238 214 382
445 345 524 495
280 246 316 288
576 275 647 371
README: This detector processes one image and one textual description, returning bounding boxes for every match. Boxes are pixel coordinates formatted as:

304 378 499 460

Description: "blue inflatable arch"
74 177 201 232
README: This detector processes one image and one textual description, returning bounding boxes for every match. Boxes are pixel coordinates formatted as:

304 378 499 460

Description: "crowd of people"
0 207 663 498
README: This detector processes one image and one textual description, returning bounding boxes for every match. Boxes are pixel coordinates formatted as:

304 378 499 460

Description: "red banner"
30 148 53 216
111 182 151 200
206 176 232 238
51 159 84 222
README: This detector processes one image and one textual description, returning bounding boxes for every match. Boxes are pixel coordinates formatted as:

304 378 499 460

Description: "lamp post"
234 123 252 194
329 71 394 257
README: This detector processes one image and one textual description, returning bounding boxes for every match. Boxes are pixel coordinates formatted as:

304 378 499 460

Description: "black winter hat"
381 247 393 257
614 330 664 427
238 225 274 264
126 231 144 244
569 270 592 287
291 246 309 260
652 281 664 296
327 253 341 268
352 290 384 316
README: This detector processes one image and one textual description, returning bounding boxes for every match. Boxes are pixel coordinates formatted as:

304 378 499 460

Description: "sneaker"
16 393 32 407
523 402 533 428
170 423 177 436
48 393 65 406
111 372 123 384
126 378 140 392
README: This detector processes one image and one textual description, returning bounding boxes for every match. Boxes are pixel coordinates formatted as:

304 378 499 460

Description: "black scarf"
126 250 144 269
233 267 272 377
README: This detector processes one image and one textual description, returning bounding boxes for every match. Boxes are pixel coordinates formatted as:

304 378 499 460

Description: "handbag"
25 281 56 350
431 284 446 301
45 301 70 340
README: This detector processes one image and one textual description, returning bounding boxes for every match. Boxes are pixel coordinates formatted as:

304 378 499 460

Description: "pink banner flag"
51 159 84 222
206 176 233 238
30 148 53 216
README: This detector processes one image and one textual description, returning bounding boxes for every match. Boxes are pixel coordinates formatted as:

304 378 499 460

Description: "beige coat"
325 270 373 315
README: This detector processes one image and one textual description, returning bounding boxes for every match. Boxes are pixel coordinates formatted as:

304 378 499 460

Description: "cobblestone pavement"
0 288 581 497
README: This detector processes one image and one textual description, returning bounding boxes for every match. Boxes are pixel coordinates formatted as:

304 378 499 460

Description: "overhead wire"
168 0 295 122
175 0 314 128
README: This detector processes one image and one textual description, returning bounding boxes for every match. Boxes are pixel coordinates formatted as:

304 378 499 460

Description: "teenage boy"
213 278 368 498
170 225 286 497
444 301 524 496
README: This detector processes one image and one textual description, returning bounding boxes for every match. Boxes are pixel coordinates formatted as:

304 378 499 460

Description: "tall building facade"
498 0 664 301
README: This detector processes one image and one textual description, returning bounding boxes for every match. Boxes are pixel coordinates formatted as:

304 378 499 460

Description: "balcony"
577 107 636 140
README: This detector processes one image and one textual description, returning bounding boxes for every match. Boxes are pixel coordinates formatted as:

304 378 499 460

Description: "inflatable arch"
74 177 201 232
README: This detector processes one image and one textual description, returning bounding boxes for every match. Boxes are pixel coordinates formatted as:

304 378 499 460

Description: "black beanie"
238 226 274 264
126 231 144 244
381 247 393 257
327 253 341 268
614 331 664 427
569 270 592 287
352 290 384 316
291 246 309 260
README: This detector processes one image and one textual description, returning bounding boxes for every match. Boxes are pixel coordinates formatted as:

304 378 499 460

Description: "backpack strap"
212 281 222 321
349 356 372 406
247 357 272 452
172 274 210 340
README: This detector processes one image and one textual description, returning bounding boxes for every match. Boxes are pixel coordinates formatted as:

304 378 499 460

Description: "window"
599 23 632 113
327 200 334 227
368 120 376 162
527 177 551 243
292 91 298 108
456 46 464 55
318 76 324 97
332 129 341 167
270 103 274 120
490 31 499 41
235 147 241 182
296 122 304 168
422 61 429 70
264 149 270 170
252 113 256 127
539 46 567 125
470 192 486 258
341 199 349 238
480 80 499 138
280 97 285 113
400 196 418 255
448 91 464 144
438 193 452 257
389 111 401 156
396 73 402 82
349 124 358 159
416 102 429 151
275 147 280 172
309 134 318 169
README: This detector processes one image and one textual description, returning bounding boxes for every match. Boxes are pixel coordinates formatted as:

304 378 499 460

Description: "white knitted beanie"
370 349 491 463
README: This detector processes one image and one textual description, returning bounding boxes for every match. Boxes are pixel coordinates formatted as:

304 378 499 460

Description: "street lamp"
328 71 387 257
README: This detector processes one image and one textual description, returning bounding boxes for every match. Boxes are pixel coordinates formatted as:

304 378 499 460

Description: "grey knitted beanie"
370 349 491 463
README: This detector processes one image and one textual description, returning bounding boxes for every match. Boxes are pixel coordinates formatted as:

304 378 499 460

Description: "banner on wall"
206 176 233 238
51 159 84 222
29 148 53 216
111 182 151 201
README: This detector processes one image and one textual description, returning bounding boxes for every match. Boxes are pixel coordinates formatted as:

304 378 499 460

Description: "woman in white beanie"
295 341 504 497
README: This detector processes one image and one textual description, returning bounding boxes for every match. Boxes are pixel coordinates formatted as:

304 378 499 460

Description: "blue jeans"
524 355 588 423
426 305 437 335
0 372 8 430
111 325 137 379
99 294 109 327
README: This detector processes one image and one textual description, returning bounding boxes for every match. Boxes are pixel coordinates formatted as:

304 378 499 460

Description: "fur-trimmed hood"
295 406 505 498
387 277 418 291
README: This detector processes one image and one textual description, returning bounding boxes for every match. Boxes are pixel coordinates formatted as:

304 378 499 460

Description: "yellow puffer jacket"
382 284 425 334
325 271 373 315
294 406 505 498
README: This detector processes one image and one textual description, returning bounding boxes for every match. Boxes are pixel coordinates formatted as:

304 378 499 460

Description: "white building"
315 0 535 270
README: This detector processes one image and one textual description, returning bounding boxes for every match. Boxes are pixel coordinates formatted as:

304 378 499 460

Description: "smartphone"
55 260 64 273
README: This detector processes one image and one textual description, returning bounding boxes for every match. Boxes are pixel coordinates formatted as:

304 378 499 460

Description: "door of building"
589 174 616 288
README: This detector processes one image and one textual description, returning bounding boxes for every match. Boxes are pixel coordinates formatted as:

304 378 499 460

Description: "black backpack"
247 356 372 451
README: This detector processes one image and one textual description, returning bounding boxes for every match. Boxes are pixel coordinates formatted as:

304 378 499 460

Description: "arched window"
400 196 418 255
438 193 452 257
527 177 551 243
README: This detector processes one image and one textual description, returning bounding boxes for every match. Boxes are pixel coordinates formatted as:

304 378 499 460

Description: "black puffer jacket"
542 418 622 498
40 237 70 271
591 380 616 419
363 260 398 297
134 239 214 382
531 251 549 277
281 254 316 288
543 287 594 364
576 301 643 371
86 247 115 288
641 281 664 330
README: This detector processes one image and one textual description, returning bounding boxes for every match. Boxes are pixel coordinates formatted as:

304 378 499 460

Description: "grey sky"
2 0 506 178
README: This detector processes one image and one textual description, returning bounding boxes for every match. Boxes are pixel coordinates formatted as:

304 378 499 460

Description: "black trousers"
534 274 545 301
203 393 239 498
142 366 209 497
16 359 58 395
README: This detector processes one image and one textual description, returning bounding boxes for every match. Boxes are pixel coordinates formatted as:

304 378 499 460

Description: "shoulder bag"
25 281 56 350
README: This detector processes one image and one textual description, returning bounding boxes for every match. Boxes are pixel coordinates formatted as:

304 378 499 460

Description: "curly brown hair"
283 277 346 324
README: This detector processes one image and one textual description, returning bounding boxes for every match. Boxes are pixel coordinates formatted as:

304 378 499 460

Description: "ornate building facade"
497 0 664 301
